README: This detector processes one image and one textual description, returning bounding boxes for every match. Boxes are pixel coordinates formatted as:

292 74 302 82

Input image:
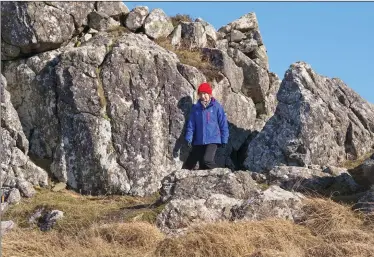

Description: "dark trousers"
182 144 218 170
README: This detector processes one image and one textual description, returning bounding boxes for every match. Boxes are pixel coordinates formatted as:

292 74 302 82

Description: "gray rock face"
1 2 76 59
268 166 359 196
1 74 49 189
195 18 217 41
3 50 61 159
176 63 206 90
99 34 194 196
26 32 193 196
201 48 243 93
53 42 130 195
244 62 374 173
144 8 174 39
156 169 305 234
96 1 129 20
88 11 121 31
170 25 182 46
252 45 269 70
125 6 149 31
227 48 269 109
177 22 207 49
44 2 95 29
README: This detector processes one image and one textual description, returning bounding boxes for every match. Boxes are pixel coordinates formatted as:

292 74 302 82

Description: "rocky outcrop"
4 31 196 196
244 62 374 173
1 2 95 60
208 13 280 120
218 12 268 70
5 3 372 201
156 169 305 234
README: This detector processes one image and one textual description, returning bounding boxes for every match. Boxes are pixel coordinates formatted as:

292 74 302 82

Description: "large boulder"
244 62 374 172
124 6 149 31
144 8 174 39
156 169 305 234
172 22 208 49
195 18 217 41
87 11 120 31
27 32 193 196
1 2 95 60
96 1 129 20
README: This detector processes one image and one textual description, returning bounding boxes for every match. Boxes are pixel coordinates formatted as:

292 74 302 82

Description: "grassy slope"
3 186 374 257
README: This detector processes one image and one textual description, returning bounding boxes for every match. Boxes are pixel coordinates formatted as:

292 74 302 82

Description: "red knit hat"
198 82 212 95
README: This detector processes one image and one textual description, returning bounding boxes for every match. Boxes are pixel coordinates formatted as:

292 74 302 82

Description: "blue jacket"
185 98 229 145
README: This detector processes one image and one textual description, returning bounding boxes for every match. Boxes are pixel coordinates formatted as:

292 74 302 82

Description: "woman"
183 82 229 170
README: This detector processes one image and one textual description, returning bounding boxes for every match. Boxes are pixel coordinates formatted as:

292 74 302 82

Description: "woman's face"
199 92 211 102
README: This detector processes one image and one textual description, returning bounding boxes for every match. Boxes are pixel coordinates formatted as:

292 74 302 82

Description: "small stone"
7 188 21 204
17 180 36 198
1 220 15 234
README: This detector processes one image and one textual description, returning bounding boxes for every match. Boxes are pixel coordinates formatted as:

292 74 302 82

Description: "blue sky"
125 2 373 103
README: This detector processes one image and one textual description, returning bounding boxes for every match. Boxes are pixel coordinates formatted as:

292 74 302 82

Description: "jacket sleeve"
217 104 229 144
185 107 195 143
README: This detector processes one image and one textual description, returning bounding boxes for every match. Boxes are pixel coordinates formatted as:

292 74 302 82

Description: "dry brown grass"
3 189 374 257
2 188 158 235
170 14 193 27
3 222 163 257
342 151 374 170
155 37 223 83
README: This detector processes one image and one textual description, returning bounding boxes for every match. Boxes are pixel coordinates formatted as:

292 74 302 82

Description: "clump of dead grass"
2 188 158 235
89 222 164 249
155 219 320 257
155 37 223 83
3 222 163 257
170 14 193 27
300 198 363 235
341 151 374 170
